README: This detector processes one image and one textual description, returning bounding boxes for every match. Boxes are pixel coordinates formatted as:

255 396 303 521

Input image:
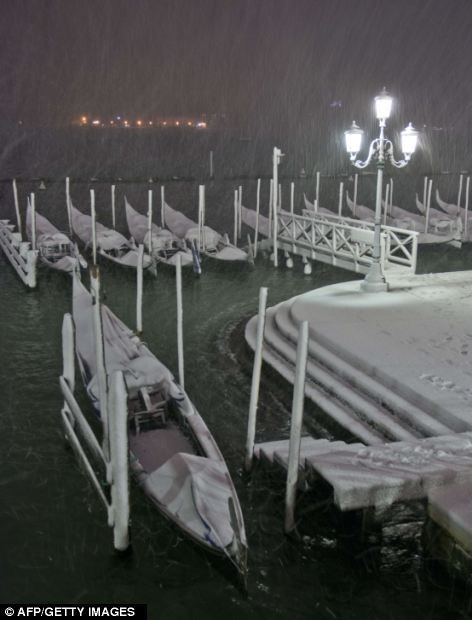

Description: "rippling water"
1 130 471 618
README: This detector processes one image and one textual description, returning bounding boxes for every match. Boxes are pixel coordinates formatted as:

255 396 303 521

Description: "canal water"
0 128 471 618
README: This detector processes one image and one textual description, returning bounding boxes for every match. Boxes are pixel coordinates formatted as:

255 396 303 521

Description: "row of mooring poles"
244 286 309 534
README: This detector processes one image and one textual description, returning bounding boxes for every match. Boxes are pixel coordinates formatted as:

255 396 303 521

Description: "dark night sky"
1 0 472 131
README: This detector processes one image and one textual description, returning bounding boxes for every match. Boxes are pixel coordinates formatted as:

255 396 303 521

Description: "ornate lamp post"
345 89 419 292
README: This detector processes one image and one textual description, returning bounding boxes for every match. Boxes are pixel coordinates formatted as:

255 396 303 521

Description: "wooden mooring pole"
284 320 309 533
245 287 268 472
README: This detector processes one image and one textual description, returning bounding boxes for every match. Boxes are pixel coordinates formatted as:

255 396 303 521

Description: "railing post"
254 178 261 258
176 253 185 389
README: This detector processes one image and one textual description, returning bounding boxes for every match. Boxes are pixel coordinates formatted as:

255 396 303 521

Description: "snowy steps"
254 432 472 513
429 481 472 554
246 297 457 447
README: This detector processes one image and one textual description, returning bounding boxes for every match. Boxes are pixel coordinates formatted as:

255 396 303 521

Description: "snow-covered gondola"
70 204 153 270
124 198 193 268
26 202 86 273
163 202 248 262
72 274 247 577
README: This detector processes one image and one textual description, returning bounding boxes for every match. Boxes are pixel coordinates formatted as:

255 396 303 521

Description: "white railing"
277 211 418 275
0 220 38 288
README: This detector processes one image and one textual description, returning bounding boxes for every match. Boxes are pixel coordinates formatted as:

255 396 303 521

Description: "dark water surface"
1 131 471 618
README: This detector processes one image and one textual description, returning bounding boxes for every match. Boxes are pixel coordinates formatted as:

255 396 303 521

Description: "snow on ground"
290 270 472 431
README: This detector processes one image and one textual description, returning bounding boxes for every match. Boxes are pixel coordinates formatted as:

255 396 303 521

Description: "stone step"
263 305 420 442
245 314 385 445
276 299 454 437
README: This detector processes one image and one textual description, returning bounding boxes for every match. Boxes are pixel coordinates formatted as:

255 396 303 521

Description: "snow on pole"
465 176 470 239
457 173 464 215
278 183 282 210
62 313 75 393
389 178 393 215
268 179 273 240
176 253 184 389
337 182 344 217
315 171 320 210
147 189 153 255
422 176 428 210
90 189 97 266
284 320 309 534
254 178 261 258
272 147 281 267
108 370 130 552
245 287 268 472
111 184 116 230
161 185 165 228
353 173 358 217
209 150 214 179
238 185 243 238
30 192 37 251
65 177 72 236
90 266 110 465
233 189 238 247
12 179 22 238
425 179 432 233
383 184 390 226
199 185 205 251
136 244 144 335
290 182 295 215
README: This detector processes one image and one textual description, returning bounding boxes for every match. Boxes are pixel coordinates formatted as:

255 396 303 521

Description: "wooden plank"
307 432 472 511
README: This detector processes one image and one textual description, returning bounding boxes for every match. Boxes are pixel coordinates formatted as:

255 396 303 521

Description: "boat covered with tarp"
163 202 248 262
72 274 247 576
70 204 153 270
26 203 86 272
124 198 193 268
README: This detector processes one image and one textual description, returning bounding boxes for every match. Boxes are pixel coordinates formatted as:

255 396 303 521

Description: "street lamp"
344 89 419 292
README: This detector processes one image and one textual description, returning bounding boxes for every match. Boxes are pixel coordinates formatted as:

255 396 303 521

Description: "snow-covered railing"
60 310 130 551
276 211 418 275
0 219 38 288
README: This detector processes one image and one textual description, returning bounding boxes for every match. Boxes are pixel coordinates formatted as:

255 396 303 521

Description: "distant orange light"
81 116 88 124
162 121 167 126
187 121 192 126
175 121 180 126
92 119 100 126
149 121 153 125
110 120 114 125
137 120 142 126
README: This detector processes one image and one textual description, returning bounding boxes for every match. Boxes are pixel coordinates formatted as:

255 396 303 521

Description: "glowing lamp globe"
345 121 364 157
374 89 393 120
401 123 419 158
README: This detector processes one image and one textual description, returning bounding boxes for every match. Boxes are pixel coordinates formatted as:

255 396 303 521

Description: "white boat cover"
145 453 234 549
164 202 247 261
125 198 192 266
240 205 270 237
72 274 247 561
125 197 167 242
71 204 130 250
73 275 174 403
26 204 85 272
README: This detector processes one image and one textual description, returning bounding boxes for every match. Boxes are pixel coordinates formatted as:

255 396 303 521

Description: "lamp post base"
360 262 388 293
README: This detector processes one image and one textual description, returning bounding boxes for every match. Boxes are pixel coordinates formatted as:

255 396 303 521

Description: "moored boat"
124 197 193 268
70 204 153 270
71 274 247 575
26 203 87 273
163 202 248 262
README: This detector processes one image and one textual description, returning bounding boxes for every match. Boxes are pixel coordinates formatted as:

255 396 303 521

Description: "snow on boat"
240 205 270 238
26 203 86 273
435 189 461 217
72 274 247 575
163 202 248 262
124 198 193 268
70 204 153 270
